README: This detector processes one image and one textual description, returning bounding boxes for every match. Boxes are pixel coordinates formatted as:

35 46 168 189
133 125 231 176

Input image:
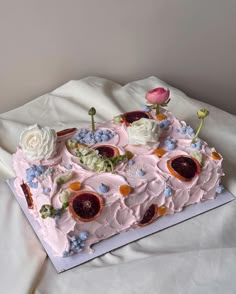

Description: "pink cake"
12 90 224 257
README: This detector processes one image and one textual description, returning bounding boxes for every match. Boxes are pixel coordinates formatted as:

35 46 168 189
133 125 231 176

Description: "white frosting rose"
127 118 162 145
19 124 57 161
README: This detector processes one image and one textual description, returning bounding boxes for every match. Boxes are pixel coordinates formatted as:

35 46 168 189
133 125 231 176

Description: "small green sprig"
191 109 209 143
40 202 69 219
88 107 96 132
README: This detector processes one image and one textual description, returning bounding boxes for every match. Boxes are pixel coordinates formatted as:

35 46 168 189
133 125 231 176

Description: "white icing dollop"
19 124 57 161
127 118 161 145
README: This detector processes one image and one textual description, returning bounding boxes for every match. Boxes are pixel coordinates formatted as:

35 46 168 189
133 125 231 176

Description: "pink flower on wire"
145 87 170 105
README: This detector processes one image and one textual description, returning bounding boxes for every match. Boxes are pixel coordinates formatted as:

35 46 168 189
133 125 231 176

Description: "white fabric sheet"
0 76 236 294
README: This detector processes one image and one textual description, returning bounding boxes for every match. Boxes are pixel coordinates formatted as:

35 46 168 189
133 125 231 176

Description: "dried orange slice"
153 148 167 158
211 151 221 160
121 111 151 126
93 145 119 158
20 182 33 209
119 185 132 197
57 128 77 137
156 113 167 121
69 181 81 191
69 191 104 222
125 151 134 160
139 204 157 227
157 206 167 216
167 155 201 182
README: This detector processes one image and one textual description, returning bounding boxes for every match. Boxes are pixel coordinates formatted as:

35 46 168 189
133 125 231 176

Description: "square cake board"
7 178 235 273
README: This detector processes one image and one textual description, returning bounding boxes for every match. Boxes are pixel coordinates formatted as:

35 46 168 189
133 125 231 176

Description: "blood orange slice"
93 145 119 158
167 155 201 182
57 128 77 137
69 191 104 222
139 204 157 227
20 182 33 209
121 111 151 126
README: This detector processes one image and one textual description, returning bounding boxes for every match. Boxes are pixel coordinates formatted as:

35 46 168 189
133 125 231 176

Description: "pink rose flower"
145 87 170 105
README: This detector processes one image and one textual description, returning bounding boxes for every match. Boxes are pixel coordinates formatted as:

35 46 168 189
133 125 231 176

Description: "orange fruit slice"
121 111 152 126
93 145 119 158
20 182 33 209
69 181 81 191
119 185 132 197
153 148 167 158
157 206 167 216
69 191 104 222
167 155 201 182
211 151 221 160
156 113 167 121
57 128 77 137
139 204 157 227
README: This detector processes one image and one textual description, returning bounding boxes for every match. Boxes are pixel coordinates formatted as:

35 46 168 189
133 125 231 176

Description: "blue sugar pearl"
191 143 196 148
101 134 109 141
70 243 76 249
95 135 102 142
79 231 89 241
180 127 186 134
98 183 109 193
38 165 46 173
76 247 83 252
76 239 81 245
137 169 145 176
167 142 176 151
65 163 72 170
27 174 35 182
160 122 165 129
43 187 51 194
80 241 85 248
62 251 68 257
32 165 37 171
164 187 172 197
216 184 224 194
35 171 41 177
141 105 151 112
128 160 135 166
26 168 35 177
72 240 78 246
71 236 76 242
31 182 38 189
96 130 104 135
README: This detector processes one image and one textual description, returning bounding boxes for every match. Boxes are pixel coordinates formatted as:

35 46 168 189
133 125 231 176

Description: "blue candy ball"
137 169 145 176
98 184 109 193
79 231 89 241
164 187 172 197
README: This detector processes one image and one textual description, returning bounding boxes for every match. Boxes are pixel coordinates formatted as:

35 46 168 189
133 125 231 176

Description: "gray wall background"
0 0 235 114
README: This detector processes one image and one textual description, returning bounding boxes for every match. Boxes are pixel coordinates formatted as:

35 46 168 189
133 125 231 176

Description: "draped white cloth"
1 76 235 294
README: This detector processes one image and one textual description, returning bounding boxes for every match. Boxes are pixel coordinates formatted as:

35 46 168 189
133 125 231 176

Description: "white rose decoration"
19 124 57 161
127 118 162 145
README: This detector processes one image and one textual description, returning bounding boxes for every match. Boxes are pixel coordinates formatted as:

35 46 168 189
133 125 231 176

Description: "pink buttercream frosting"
13 109 224 256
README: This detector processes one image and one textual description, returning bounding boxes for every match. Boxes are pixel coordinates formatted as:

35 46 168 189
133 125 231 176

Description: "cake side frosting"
13 108 224 257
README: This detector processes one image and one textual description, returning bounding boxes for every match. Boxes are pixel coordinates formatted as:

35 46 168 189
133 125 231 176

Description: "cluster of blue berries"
63 232 89 257
216 184 224 194
180 125 195 137
160 120 171 130
75 128 115 145
26 165 47 189
141 105 151 112
164 136 177 150
190 140 202 150
98 183 109 193
164 186 172 197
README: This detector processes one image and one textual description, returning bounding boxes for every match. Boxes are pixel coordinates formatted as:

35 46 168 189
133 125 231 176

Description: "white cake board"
7 178 235 273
